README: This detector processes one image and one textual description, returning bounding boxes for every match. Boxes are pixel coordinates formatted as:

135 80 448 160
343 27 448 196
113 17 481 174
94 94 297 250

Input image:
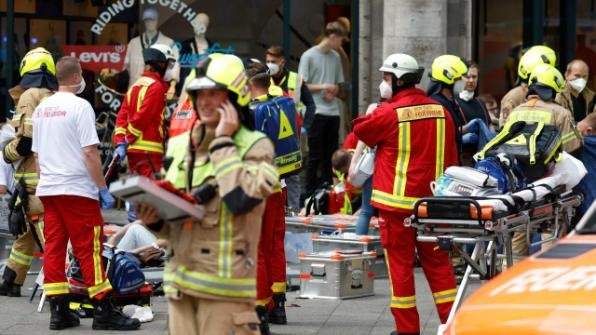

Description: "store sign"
63 45 127 73
176 42 236 68
91 0 198 36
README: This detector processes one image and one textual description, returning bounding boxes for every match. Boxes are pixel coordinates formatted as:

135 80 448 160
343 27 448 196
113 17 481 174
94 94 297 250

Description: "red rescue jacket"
353 88 458 213
113 71 168 154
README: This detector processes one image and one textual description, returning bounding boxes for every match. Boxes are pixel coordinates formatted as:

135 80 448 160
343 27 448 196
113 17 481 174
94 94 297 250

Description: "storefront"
1 0 357 163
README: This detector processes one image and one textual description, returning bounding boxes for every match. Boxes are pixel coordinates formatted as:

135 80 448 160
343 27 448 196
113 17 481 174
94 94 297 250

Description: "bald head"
565 59 589 81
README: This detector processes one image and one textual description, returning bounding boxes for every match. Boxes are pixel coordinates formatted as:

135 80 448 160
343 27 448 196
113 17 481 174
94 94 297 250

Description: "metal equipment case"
299 250 376 299
311 233 387 278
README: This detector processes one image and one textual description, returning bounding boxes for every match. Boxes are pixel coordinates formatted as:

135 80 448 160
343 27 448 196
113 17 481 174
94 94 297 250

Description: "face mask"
379 80 393 99
458 89 475 101
266 62 280 76
163 67 175 82
75 78 86 95
569 78 587 93
453 79 465 95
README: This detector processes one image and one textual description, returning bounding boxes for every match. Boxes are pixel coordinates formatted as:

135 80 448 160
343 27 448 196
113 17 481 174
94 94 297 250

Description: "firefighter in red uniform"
353 54 459 335
113 44 176 177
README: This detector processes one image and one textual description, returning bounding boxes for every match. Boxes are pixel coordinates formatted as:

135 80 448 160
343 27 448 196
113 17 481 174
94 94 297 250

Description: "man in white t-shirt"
32 56 140 331
298 21 346 197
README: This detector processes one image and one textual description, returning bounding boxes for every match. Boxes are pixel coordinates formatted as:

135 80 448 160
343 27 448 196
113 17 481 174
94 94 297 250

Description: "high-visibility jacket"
249 94 302 177
168 96 197 138
272 70 305 128
353 88 459 212
113 71 168 154
4 86 51 216
157 124 279 302
499 84 528 127
504 96 581 153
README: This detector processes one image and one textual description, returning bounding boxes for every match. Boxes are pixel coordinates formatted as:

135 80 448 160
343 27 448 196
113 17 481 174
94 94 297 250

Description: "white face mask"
379 80 393 99
266 62 280 76
163 67 175 82
458 89 475 101
453 79 465 95
569 78 587 93
75 78 86 95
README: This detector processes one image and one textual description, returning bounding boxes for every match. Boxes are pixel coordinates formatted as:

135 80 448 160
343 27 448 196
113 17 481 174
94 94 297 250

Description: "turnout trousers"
256 191 287 307
127 151 163 179
168 293 260 335
41 195 112 298
379 209 456 334
6 219 43 285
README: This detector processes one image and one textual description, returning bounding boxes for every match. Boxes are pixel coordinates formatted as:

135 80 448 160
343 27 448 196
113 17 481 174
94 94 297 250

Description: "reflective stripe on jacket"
505 97 581 153
113 71 168 154
353 88 459 212
160 124 278 301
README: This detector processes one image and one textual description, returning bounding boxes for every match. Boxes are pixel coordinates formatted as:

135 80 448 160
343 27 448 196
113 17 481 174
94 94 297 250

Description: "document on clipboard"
109 176 204 223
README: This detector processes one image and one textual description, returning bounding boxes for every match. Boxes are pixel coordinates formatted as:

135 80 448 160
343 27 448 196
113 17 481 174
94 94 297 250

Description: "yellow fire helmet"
430 55 468 85
19 47 56 77
528 63 565 93
186 53 251 107
517 45 557 81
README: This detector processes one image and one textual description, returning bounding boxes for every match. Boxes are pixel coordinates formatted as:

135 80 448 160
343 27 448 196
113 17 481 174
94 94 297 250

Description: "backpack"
108 251 145 294
250 96 302 177
475 121 562 181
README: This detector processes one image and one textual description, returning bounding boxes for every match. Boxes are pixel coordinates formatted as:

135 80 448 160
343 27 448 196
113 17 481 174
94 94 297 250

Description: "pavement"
0 269 480 335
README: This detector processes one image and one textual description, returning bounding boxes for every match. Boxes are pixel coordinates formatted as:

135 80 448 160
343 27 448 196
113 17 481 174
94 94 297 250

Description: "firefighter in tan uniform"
499 46 557 127
503 63 581 260
138 53 278 334
0 48 56 297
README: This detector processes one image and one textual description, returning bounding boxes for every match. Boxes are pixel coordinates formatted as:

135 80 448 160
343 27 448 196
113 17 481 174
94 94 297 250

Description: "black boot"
49 295 80 330
0 267 21 297
255 305 271 335
92 296 141 330
269 293 287 324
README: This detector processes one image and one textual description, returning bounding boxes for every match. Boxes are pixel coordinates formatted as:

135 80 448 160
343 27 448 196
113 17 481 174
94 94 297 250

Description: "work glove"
115 143 127 160
99 187 116 209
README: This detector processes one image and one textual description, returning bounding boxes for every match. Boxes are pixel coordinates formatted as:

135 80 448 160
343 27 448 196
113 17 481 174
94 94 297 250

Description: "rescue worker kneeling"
353 54 459 335
137 53 278 335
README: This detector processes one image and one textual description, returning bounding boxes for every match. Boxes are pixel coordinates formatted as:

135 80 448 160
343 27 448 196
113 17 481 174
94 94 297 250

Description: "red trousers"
256 191 287 306
379 209 456 334
41 195 112 299
127 152 163 178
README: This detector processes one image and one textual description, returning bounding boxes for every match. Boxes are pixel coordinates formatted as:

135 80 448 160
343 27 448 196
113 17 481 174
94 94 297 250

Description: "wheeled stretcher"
406 152 587 324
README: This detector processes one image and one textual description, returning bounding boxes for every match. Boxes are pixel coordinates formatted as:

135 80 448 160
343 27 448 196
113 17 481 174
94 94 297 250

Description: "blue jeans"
462 118 496 151
356 177 375 235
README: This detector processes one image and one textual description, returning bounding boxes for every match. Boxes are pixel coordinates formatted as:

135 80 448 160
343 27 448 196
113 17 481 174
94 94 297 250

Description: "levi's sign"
63 45 127 73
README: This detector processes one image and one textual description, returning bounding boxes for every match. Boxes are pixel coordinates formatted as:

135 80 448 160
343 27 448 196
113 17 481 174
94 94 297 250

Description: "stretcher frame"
405 191 582 324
